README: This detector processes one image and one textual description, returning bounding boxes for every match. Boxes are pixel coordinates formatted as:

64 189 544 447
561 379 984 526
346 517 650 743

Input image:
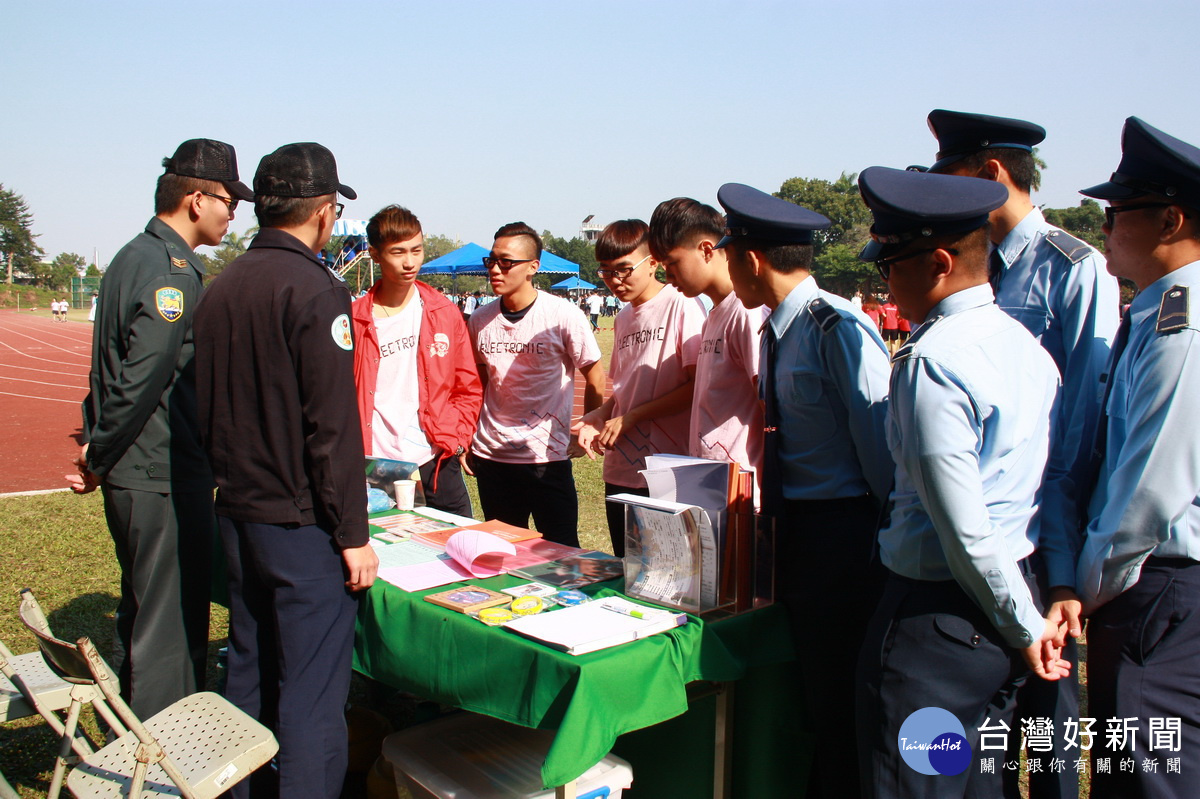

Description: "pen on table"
600 601 647 619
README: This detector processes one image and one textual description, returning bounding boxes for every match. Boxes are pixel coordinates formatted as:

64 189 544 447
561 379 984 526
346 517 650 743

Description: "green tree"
774 172 878 297
201 227 258 278
85 261 101 277
33 252 85 290
423 234 462 263
541 231 599 285
1043 198 1106 250
0 184 44 283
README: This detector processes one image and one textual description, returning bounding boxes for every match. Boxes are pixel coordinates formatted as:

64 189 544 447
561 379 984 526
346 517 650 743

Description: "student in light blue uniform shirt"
853 166 1071 799
717 182 892 799
1076 117 1200 799
925 109 1120 799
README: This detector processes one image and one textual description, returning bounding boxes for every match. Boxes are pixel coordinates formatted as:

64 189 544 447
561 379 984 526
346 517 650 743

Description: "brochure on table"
504 594 688 656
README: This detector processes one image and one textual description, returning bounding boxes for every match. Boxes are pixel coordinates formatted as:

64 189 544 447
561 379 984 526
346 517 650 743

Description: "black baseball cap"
162 139 253 201
254 142 357 200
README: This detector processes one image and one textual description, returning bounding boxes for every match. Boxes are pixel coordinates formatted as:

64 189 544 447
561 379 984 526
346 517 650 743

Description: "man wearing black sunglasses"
72 139 252 719
468 222 606 546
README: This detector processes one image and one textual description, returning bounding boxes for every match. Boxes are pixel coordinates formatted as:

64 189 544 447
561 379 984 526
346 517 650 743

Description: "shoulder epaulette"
1044 229 1093 264
327 266 347 283
807 297 842 333
1157 285 1189 335
891 314 939 363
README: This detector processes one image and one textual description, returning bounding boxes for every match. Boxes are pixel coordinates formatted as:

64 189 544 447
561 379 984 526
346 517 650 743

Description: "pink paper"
445 530 517 578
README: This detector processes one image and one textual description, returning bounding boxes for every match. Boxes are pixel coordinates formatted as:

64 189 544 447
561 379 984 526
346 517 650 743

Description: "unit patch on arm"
155 287 184 322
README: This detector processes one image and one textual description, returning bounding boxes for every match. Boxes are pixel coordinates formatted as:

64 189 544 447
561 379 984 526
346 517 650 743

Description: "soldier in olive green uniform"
71 139 253 718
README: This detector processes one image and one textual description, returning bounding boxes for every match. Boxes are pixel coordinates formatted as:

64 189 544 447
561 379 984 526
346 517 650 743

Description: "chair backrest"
17 589 93 685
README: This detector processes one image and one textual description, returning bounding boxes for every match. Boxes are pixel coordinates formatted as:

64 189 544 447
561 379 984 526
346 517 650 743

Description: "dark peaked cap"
1081 116 1200 209
856 166 1008 262
162 138 253 201
254 142 357 200
927 109 1046 173
714 183 831 250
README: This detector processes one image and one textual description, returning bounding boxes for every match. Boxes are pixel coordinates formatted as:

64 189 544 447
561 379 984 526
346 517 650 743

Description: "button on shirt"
1078 260 1200 613
992 208 1119 588
879 284 1061 649
764 276 892 501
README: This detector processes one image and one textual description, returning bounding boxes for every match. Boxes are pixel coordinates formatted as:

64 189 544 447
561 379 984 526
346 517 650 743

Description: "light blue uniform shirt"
880 284 1061 649
764 276 892 501
1078 260 1200 613
993 208 1120 588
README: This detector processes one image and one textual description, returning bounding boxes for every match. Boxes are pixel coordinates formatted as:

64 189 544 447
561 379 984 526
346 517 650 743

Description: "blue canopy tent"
421 243 580 276
551 276 595 291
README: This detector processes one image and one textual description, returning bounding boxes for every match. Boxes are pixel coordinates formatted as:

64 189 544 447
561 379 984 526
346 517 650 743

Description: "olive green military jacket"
82 217 213 492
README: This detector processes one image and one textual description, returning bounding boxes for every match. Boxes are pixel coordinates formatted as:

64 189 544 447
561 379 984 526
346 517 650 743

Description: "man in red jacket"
351 205 483 516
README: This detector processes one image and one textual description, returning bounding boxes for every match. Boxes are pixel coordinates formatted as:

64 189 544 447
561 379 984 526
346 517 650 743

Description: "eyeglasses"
482 256 535 272
874 247 957 281
330 202 345 220
1103 202 1171 228
200 192 238 212
597 255 651 280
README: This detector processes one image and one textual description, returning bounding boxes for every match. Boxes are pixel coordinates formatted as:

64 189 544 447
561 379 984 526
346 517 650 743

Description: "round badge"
331 314 353 351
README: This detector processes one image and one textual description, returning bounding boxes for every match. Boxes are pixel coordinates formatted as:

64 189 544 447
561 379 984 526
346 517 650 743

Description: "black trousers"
776 494 883 799
418 455 473 518
219 517 359 799
103 485 213 718
471 457 579 546
1087 557 1200 799
857 565 1043 799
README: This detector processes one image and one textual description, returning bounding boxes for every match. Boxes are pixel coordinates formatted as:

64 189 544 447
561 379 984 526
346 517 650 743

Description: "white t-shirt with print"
370 296 435 465
605 284 704 488
470 291 601 463
690 292 766 489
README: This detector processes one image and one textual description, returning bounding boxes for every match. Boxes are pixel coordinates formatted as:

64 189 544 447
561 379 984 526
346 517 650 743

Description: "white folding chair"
18 589 278 798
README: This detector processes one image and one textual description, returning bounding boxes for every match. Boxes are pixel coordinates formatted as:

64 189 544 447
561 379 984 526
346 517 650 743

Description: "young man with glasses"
649 197 767 502
350 204 482 516
573 219 704 554
855 166 1070 799
70 139 252 718
924 111 1120 799
1076 118 1200 799
717 182 892 799
194 142 376 798
468 222 605 546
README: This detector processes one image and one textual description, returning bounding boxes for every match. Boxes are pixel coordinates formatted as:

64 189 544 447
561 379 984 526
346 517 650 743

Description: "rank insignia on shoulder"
171 257 189 269
1157 286 1189 334
807 297 843 333
1045 230 1093 264
155 287 184 322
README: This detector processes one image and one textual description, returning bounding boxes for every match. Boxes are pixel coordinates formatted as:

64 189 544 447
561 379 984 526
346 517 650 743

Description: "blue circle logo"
897 707 972 776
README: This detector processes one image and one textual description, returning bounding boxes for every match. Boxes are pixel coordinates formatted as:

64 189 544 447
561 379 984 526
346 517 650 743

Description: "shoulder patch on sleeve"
155 287 184 322
1044 229 1093 264
331 314 354 350
1157 285 1189 335
807 297 843 333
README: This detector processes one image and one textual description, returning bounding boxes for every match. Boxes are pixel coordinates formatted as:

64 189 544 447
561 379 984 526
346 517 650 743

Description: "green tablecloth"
352 571 793 788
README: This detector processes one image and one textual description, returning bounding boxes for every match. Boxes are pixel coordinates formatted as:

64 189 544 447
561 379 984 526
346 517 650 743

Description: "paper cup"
394 480 417 511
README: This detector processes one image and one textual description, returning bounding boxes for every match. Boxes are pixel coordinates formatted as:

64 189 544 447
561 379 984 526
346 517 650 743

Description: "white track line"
0 339 90 366
0 324 91 357
0 374 89 390
0 389 81 404
0 362 89 378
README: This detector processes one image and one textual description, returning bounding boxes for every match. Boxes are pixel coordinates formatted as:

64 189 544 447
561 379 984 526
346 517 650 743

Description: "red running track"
0 310 92 494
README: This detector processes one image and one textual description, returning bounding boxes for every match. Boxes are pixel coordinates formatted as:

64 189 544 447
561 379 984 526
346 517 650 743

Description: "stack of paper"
503 596 688 656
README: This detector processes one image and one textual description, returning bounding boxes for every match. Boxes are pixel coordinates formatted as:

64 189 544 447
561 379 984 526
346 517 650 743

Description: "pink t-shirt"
470 291 601 463
690 292 766 492
369 297 435 465
605 284 705 488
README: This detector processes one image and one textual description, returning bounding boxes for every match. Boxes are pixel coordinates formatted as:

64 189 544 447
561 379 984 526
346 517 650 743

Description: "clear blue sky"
4 0 1199 266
